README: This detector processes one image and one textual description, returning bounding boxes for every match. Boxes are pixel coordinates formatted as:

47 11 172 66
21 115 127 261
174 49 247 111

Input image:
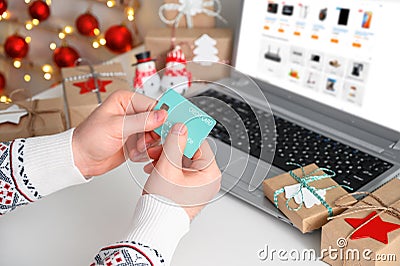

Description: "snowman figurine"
132 51 161 98
160 46 192 95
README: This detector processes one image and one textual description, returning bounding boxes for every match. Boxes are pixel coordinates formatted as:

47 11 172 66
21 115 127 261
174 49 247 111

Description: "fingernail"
155 110 166 122
172 123 187 135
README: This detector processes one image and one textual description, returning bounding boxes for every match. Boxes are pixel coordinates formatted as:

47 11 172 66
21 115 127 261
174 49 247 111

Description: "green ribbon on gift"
274 162 352 217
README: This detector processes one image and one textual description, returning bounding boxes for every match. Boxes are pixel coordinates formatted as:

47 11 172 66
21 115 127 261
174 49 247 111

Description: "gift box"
159 0 216 28
321 178 400 265
62 63 129 128
144 28 232 81
263 164 352 233
0 98 66 141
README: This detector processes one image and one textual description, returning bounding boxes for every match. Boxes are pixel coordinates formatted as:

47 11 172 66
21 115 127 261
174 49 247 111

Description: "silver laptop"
187 0 400 224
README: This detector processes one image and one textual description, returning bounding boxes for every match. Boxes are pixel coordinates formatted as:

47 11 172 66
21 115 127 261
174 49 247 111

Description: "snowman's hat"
132 51 156 66
166 45 187 65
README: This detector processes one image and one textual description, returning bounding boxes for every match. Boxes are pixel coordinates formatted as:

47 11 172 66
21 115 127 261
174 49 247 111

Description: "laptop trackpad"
224 157 278 191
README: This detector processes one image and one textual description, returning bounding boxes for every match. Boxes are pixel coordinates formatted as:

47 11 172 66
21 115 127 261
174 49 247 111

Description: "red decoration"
105 25 133 54
75 12 99 36
4 34 29 59
28 0 50 22
73 77 112 94
0 72 6 92
345 211 400 244
0 0 8 15
53 46 80 68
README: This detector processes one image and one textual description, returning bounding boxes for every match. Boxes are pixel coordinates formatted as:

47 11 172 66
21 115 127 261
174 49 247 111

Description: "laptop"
186 0 400 224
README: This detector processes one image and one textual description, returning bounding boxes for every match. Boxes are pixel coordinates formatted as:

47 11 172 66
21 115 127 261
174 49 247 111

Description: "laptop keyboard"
189 89 393 192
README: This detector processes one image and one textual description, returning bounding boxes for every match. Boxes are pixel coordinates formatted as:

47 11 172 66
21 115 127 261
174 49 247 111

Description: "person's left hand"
72 90 167 178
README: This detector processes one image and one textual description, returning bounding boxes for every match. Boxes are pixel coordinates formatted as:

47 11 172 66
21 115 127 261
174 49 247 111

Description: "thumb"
123 109 167 137
158 123 188 169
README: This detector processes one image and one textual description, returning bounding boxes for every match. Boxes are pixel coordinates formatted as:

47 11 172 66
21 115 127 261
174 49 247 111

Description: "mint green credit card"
153 89 216 158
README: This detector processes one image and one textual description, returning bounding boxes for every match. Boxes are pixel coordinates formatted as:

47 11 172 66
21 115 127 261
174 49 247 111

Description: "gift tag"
284 183 326 208
153 89 216 158
0 105 28 124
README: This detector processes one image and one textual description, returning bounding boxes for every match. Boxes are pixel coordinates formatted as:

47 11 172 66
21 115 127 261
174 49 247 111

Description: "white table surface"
0 161 325 266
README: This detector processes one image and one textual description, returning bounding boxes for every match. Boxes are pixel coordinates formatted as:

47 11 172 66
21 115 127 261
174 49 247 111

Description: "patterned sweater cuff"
23 129 89 196
127 194 190 266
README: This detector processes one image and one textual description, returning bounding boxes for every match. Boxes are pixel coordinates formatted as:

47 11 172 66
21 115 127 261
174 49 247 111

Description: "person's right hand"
142 123 221 220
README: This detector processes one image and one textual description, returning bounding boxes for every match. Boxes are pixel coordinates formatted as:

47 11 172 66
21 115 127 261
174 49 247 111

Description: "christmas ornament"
28 0 50 22
105 25 133 54
75 12 99 36
0 72 6 91
161 46 191 95
53 45 80 68
193 34 220 66
345 211 400 244
132 51 160 96
73 77 112 94
0 0 7 16
4 34 29 59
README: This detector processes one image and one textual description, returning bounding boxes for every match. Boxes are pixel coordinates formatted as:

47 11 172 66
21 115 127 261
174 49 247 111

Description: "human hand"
142 123 222 220
72 90 168 178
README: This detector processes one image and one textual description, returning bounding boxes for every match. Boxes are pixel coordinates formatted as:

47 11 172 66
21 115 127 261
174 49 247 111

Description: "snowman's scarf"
134 69 157 88
164 67 192 87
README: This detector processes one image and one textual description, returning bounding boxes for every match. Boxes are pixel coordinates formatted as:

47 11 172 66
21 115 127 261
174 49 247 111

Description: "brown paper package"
263 164 351 233
161 0 216 28
321 178 400 266
0 98 66 142
144 28 233 81
62 63 129 128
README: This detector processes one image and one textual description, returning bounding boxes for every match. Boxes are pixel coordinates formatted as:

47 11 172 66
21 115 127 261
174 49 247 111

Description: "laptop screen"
235 0 400 133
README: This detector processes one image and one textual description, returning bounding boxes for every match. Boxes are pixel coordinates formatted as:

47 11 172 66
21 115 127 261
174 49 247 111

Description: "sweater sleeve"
91 194 190 266
0 129 88 215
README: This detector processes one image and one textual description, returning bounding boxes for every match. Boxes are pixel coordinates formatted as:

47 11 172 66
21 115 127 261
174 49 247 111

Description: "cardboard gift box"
160 0 216 28
144 28 232 81
0 98 66 141
263 164 351 233
321 178 400 266
62 63 129 128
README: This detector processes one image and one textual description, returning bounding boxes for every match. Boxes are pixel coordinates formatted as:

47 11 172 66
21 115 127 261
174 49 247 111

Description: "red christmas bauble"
4 35 29 59
0 72 6 91
28 0 50 22
105 25 133 54
53 46 80 68
76 12 99 36
0 0 8 15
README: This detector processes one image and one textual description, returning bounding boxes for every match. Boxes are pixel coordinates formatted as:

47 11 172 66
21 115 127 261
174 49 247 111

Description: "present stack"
62 62 130 128
142 0 233 93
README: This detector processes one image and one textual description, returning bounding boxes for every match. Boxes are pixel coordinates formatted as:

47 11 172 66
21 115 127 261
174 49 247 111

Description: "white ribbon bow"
159 0 227 28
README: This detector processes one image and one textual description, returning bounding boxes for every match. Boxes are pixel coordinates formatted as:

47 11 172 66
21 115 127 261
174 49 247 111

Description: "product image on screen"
338 8 350 25
268 3 278 14
362 11 373 28
282 5 294 16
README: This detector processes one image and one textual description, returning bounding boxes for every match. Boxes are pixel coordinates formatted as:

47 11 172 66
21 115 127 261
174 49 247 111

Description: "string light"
126 7 135 21
0 96 12 104
1 11 9 19
99 37 106 46
24 74 31 82
44 73 52 80
42 64 53 73
58 32 66 39
24 0 31 3
45 0 52 5
32 19 40 26
25 21 33 30
93 28 100 36
92 41 100 49
64 26 73 34
25 36 32 43
49 42 57 50
13 60 22 69
106 0 116 8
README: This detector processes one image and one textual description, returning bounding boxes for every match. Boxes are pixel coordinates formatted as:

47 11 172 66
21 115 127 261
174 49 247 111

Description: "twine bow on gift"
159 0 227 28
274 163 350 217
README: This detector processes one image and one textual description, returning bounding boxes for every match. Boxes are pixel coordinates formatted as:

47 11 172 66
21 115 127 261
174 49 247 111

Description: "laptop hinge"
390 139 400 150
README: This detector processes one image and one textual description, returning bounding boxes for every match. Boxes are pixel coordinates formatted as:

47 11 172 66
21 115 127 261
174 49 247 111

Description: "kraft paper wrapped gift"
62 63 129 128
263 164 352 233
0 98 66 141
321 178 400 266
144 28 232 81
159 0 216 28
